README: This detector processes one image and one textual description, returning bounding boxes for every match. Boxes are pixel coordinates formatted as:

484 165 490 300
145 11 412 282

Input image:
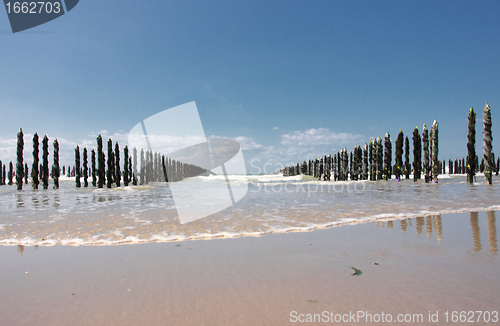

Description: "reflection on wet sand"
17 244 24 257
416 216 424 237
487 211 497 252
433 215 443 241
400 219 407 232
392 212 497 252
471 212 481 251
426 215 432 238
16 193 24 209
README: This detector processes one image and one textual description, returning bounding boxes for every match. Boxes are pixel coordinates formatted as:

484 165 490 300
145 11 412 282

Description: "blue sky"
1 0 499 174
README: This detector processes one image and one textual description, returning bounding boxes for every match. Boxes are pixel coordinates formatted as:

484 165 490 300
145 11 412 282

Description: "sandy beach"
0 210 498 325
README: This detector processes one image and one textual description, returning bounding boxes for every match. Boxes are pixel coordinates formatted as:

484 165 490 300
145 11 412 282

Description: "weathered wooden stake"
467 108 477 184
483 103 493 184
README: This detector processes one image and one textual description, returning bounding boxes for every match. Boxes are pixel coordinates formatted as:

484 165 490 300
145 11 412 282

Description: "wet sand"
0 211 498 325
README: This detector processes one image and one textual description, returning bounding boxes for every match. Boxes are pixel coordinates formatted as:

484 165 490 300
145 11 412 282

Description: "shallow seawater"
0 174 499 245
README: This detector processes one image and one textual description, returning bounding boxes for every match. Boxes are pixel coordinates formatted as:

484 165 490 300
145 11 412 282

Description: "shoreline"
2 205 500 247
1 210 498 325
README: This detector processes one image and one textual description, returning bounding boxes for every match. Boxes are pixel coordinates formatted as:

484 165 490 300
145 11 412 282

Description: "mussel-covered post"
342 148 348 181
467 108 477 184
115 143 121 187
53 140 60 189
376 136 383 181
107 140 113 188
483 103 493 184
97 135 105 188
369 140 374 181
412 127 421 182
422 124 430 183
395 130 403 181
430 120 439 183
32 133 39 189
16 128 24 190
404 136 411 179
24 163 28 184
349 151 353 180
140 149 145 185
133 147 138 185
325 155 331 181
42 135 49 189
356 145 362 180
82 147 88 187
8 161 13 185
362 143 368 180
91 149 97 187
75 146 81 188
384 132 391 181
124 146 129 186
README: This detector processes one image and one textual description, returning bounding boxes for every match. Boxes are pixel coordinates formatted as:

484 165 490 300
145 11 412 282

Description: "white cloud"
233 136 263 150
243 128 366 173
281 128 363 146
209 135 263 151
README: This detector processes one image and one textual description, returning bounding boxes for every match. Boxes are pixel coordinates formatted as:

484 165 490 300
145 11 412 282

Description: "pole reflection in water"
381 212 497 253
426 215 433 238
416 216 424 237
400 219 407 232
17 245 24 257
16 193 24 209
486 211 497 252
433 215 442 242
470 212 481 251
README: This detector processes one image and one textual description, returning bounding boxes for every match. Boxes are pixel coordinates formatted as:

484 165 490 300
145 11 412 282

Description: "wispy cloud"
209 135 263 151
244 128 366 173
280 128 364 146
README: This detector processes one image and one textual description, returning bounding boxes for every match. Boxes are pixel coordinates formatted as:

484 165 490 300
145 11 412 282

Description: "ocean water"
0 174 499 246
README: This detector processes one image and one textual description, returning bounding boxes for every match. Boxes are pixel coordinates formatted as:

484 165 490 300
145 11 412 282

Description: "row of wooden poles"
0 131 208 190
282 120 441 182
282 104 496 185
447 157 500 175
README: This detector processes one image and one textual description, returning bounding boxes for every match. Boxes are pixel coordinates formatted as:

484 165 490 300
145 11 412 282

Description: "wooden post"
430 120 439 183
53 140 60 189
32 133 39 189
483 103 493 184
422 124 430 183
467 108 477 184
412 127 422 182
376 136 383 181
75 146 81 188
114 143 120 187
42 135 49 189
16 128 24 190
124 146 129 186
384 132 392 181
